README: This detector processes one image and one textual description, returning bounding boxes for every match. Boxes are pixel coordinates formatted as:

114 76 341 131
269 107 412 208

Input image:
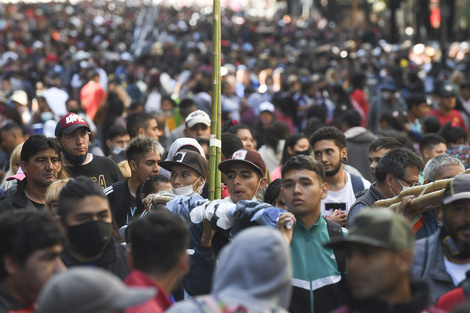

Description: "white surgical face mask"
391 177 410 197
171 177 204 196
251 179 262 201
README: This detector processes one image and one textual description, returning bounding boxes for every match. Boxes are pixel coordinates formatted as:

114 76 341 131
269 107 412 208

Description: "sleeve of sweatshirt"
183 222 216 296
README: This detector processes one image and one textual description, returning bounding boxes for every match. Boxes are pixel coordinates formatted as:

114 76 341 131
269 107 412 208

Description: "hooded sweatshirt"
166 226 292 313
344 127 377 182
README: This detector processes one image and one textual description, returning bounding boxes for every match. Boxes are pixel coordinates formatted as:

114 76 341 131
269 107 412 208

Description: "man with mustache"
0 135 62 211
411 173 470 303
327 208 445 313
310 126 371 227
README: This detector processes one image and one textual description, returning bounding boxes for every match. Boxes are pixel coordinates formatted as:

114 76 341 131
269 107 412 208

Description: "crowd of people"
2 0 470 313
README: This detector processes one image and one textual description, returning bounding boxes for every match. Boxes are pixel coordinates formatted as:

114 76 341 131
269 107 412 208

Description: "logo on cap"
65 114 85 125
174 151 186 162
232 150 247 160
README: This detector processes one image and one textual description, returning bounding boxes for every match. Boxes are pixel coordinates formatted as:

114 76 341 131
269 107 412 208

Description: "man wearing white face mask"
105 135 162 228
366 83 407 133
159 149 208 197
348 147 424 228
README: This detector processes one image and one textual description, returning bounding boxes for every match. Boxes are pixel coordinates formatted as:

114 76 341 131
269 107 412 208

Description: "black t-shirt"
104 179 136 227
30 199 45 210
66 154 124 189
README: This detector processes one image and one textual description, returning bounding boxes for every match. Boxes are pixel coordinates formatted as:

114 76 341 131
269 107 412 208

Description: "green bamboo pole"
208 0 222 201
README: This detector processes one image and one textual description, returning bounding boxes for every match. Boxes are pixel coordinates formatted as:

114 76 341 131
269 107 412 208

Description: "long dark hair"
265 121 291 154
281 133 308 165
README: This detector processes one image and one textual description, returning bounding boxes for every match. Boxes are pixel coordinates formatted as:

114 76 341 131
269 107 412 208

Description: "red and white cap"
55 113 90 137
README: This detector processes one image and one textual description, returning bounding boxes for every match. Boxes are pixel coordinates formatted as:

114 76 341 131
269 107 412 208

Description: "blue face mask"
41 112 54 122
112 146 125 156
63 149 87 166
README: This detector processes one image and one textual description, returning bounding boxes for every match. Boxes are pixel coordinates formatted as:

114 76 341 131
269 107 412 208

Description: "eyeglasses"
396 177 421 188
63 131 90 140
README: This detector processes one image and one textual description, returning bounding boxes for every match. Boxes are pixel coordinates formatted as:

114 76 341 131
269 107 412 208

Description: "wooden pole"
209 0 222 201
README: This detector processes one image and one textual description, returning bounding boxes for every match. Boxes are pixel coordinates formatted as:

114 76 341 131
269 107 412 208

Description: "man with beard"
411 173 470 303
327 209 445 313
58 176 129 280
55 112 123 189
310 127 371 227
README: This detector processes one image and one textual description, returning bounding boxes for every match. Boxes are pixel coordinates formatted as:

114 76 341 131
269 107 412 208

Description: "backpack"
194 295 288 313
350 173 365 198
325 218 347 276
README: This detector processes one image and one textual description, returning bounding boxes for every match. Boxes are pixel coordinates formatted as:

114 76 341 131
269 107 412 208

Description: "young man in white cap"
55 112 123 188
183 110 211 140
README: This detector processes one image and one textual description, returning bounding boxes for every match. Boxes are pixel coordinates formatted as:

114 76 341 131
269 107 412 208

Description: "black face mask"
295 149 312 156
62 149 87 166
67 221 113 258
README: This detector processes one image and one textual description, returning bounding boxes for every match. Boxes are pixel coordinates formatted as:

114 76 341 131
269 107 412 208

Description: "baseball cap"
259 101 275 113
159 149 209 179
35 267 156 313
443 174 470 205
218 149 267 178
325 208 413 251
55 112 90 137
185 110 211 128
6 167 25 182
10 90 28 106
439 84 456 98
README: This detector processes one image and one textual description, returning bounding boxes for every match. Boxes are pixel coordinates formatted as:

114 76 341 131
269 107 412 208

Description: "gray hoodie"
166 226 292 313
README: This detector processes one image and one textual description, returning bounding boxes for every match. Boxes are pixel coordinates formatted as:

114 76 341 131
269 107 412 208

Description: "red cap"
55 113 90 137
218 149 266 177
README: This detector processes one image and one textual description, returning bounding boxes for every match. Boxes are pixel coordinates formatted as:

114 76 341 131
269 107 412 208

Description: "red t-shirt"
427 109 468 133
80 81 107 120
350 89 369 127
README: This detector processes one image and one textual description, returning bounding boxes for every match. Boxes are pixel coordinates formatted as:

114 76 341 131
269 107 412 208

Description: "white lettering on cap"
174 151 187 162
232 150 247 160
65 114 85 125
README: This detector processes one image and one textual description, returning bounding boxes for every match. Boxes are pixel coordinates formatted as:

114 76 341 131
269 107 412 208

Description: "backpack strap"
325 218 346 276
350 174 365 197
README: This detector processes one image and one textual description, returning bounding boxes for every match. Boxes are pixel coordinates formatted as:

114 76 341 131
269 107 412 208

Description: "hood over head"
212 226 292 311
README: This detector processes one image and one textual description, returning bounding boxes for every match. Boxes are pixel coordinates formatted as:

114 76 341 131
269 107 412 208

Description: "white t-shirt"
444 257 470 286
320 171 371 219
